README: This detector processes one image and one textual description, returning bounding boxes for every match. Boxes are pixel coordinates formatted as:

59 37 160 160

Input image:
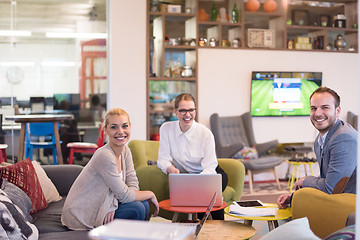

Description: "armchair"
210 112 283 194
292 187 356 239
346 111 358 130
128 140 245 220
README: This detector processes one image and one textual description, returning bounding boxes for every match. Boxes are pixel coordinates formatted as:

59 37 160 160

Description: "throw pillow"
259 217 321 240
0 189 38 240
0 158 47 214
324 225 355 240
1 179 33 223
233 146 259 160
31 161 62 203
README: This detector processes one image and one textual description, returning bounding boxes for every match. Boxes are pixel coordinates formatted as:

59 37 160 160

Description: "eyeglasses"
177 108 196 115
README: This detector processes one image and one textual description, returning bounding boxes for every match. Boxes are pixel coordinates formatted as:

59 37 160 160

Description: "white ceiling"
0 0 106 43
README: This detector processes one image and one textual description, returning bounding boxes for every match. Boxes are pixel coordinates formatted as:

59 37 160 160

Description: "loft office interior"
0 2 359 165
111 1 358 184
0 0 358 238
0 0 108 161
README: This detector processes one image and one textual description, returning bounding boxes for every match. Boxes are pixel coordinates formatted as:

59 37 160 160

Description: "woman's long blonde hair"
103 108 130 129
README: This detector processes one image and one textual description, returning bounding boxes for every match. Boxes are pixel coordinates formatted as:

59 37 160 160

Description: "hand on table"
277 193 292 209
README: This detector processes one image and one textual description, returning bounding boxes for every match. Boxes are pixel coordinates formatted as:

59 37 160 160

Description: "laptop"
180 192 217 238
87 194 217 240
169 173 222 207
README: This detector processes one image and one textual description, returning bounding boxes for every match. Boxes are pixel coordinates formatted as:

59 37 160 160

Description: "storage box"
167 5 181 13
294 37 310 44
294 43 312 50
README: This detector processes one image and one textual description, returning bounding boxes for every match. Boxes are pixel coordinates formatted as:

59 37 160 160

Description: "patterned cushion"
0 189 38 239
1 179 33 223
0 158 47 214
233 146 258 159
324 225 355 240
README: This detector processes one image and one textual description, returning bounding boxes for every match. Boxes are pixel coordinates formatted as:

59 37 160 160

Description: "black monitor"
16 100 30 109
0 97 17 106
30 97 46 112
53 94 81 111
45 97 54 106
89 93 107 109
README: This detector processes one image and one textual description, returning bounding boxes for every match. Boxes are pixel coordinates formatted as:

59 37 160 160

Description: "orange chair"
0 144 8 163
67 124 106 164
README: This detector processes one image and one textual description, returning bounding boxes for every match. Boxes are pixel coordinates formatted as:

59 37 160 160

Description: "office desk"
5 114 74 164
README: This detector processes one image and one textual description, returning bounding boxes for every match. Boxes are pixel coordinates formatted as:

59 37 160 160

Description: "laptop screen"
194 192 217 237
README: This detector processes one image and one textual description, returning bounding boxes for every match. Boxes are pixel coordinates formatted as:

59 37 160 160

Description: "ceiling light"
41 61 76 67
0 30 32 37
0 61 35 66
45 32 107 39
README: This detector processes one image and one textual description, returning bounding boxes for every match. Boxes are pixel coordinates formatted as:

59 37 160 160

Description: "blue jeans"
114 200 149 220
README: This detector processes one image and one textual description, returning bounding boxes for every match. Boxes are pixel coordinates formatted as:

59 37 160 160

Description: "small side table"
287 160 317 191
159 199 227 223
197 220 256 240
225 203 292 231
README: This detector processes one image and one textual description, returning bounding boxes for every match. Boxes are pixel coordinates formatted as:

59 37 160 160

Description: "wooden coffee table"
225 203 292 231
197 220 256 240
159 199 227 222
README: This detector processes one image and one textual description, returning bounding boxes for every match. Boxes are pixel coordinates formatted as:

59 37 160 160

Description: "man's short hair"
310 87 340 108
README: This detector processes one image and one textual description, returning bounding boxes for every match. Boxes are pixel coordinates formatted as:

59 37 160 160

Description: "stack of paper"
229 204 277 217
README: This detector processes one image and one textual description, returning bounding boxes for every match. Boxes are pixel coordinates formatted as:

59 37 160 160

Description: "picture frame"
292 10 310 26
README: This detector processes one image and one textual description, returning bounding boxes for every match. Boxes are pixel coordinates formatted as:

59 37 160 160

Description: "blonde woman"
62 108 159 230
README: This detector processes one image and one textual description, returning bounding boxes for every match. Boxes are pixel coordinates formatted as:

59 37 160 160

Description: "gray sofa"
32 164 89 240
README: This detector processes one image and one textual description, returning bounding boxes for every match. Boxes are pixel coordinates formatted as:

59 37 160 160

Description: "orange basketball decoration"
264 0 278 13
246 0 260 12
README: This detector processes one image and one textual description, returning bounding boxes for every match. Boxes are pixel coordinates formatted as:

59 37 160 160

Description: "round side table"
225 203 292 231
159 199 227 222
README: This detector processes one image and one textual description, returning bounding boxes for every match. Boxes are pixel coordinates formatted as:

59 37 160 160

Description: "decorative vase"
211 2 217 21
264 0 277 13
198 8 209 22
334 34 346 51
246 0 260 12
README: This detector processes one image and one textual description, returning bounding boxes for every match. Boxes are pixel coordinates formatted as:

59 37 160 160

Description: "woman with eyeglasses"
157 93 228 220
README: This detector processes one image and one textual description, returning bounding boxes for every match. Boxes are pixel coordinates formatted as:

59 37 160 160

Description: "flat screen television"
250 71 322 117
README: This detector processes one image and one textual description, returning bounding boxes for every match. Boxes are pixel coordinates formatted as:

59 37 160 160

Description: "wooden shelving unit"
146 0 358 139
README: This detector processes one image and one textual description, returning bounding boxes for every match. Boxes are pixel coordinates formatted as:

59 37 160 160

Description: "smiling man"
278 87 357 208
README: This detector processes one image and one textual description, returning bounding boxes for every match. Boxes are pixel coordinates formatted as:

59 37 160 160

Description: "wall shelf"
146 0 358 139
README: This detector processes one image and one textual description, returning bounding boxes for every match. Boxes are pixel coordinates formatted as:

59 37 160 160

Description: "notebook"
169 173 223 207
180 192 217 238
